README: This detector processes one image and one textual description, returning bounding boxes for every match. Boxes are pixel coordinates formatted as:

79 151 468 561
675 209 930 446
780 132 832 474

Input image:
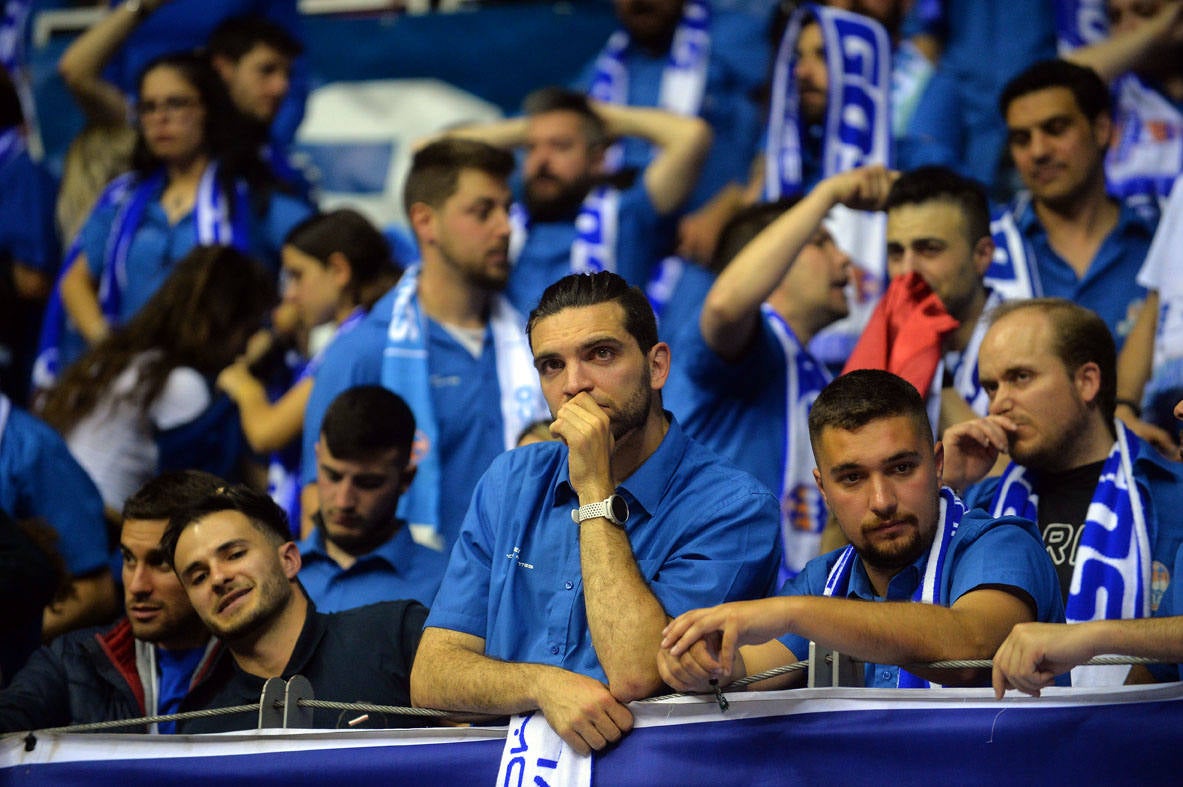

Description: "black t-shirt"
1031 459 1106 601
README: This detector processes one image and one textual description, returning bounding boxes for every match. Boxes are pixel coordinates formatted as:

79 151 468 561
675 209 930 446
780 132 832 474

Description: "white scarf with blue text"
1107 73 1183 201
764 306 831 581
990 420 1149 686
509 187 621 277
986 197 1043 303
381 265 546 549
822 486 965 688
764 3 891 201
946 288 1005 417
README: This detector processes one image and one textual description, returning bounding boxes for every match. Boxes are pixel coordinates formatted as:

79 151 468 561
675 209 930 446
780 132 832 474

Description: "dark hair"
403 138 514 216
808 370 932 453
527 271 658 354
133 52 274 200
885 166 991 246
523 86 609 150
42 245 276 433
321 385 416 463
123 470 226 522
284 209 400 310
712 199 800 274
999 59 1110 123
162 483 290 564
0 67 22 129
207 15 302 62
988 298 1117 430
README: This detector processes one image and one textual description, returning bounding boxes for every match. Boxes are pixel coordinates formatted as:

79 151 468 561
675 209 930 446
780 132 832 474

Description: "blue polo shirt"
297 519 448 611
425 416 781 684
302 287 511 551
965 431 1183 616
0 404 109 577
507 181 675 315
79 179 311 325
777 508 1064 688
1007 195 1159 348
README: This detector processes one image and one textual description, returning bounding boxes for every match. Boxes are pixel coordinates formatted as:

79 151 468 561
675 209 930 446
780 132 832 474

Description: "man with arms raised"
299 385 446 610
658 370 1062 693
412 272 780 754
0 471 224 733
163 484 426 732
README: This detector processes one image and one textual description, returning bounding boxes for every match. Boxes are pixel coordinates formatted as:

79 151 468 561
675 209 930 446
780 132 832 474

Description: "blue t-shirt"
572 7 768 210
664 309 796 498
0 145 59 276
302 288 511 551
777 508 1064 688
653 257 715 352
0 405 109 576
965 433 1183 617
507 181 674 315
424 416 781 684
297 521 448 611
1004 194 1158 350
79 178 311 325
155 644 205 735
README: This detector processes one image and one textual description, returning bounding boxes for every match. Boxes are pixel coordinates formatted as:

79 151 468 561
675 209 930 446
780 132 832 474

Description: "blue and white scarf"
1107 73 1183 201
99 162 248 323
822 486 965 688
764 306 831 582
945 287 1005 417
382 265 547 550
764 4 892 201
1055 0 1108 53
589 0 711 117
644 254 686 322
986 198 1044 303
510 187 621 277
990 421 1150 686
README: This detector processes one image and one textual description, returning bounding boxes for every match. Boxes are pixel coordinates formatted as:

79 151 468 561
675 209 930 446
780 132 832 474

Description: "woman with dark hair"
42 245 276 514
215 209 400 524
52 51 309 373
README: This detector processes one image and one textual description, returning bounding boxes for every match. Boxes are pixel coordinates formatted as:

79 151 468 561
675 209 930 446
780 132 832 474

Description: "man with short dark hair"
992 59 1159 349
448 86 712 314
412 271 780 755
301 138 549 552
0 471 224 734
942 298 1183 685
163 484 427 732
658 369 1062 693
298 385 446 610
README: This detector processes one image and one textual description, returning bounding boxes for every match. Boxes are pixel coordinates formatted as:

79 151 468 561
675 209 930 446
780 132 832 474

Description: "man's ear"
408 202 436 246
933 440 945 487
972 234 995 278
812 467 828 508
278 541 302 580
398 464 417 495
210 54 237 84
648 342 671 391
1092 111 1113 149
1074 361 1102 406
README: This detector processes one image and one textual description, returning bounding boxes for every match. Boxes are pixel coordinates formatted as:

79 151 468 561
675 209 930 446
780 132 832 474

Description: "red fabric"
842 272 960 397
95 618 146 714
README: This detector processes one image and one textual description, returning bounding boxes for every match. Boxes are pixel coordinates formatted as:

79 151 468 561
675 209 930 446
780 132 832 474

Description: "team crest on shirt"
1151 560 1170 613
410 428 430 468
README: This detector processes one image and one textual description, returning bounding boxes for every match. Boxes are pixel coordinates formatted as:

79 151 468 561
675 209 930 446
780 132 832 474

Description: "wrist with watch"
572 494 629 527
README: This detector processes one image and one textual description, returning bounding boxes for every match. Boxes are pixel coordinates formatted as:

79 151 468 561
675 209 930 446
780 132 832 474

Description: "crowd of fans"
1 0 1182 757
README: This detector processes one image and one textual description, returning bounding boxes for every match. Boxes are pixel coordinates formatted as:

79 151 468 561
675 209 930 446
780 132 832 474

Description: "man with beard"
299 139 548 552
298 385 446 611
940 299 1183 686
658 369 1062 694
164 485 428 732
664 166 894 582
991 60 1159 350
449 87 711 315
411 271 780 755
0 471 225 734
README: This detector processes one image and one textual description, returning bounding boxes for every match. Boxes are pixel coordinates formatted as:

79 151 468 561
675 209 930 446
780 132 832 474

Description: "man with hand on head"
163 485 427 732
411 271 780 755
658 370 1062 694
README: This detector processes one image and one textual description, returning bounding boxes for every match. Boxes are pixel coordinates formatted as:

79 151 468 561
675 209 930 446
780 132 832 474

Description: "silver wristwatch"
571 494 629 527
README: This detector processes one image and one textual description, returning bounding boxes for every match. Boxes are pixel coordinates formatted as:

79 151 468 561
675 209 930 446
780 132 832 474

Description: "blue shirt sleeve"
0 156 60 274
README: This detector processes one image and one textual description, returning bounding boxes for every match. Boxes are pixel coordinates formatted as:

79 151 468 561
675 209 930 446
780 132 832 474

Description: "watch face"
609 494 629 524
